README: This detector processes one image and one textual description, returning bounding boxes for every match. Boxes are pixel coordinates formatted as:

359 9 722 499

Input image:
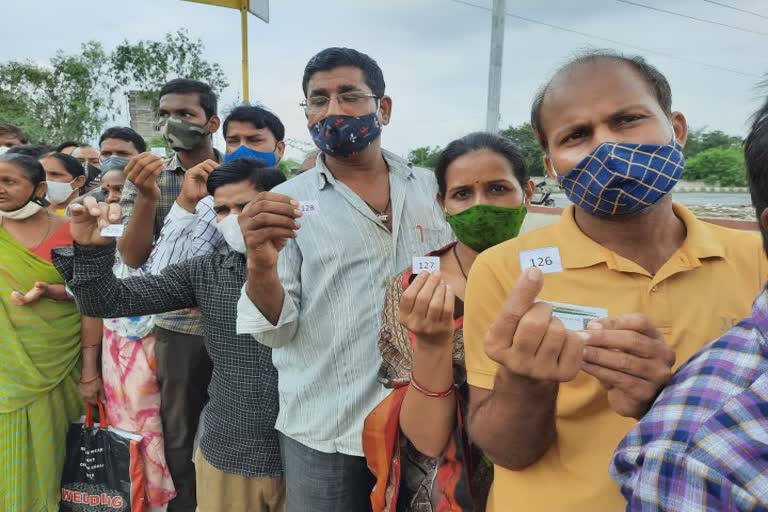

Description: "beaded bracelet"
410 373 455 398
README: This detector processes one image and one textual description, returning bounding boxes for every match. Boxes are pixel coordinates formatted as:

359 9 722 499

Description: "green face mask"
157 117 210 151
446 204 527 252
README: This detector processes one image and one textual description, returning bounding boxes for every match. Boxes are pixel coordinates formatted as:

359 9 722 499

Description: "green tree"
0 30 228 144
0 90 42 142
278 158 301 177
408 146 442 169
0 42 113 142
110 29 229 112
684 128 742 161
685 147 746 186
500 123 545 177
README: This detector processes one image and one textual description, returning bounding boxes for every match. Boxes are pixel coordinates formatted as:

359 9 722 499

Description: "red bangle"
409 373 455 398
82 344 101 350
80 375 101 385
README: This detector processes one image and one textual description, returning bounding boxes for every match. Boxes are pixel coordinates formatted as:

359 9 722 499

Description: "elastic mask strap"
31 183 47 207
668 121 678 145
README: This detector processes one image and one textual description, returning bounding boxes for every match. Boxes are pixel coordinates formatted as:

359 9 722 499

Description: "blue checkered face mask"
556 136 685 217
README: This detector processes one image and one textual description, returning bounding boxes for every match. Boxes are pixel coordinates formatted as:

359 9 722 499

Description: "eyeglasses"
300 92 379 115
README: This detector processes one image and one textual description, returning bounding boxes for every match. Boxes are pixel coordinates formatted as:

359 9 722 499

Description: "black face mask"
84 163 101 187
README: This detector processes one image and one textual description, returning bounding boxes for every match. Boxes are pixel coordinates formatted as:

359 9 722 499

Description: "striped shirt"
611 288 768 511
120 150 222 335
149 197 227 273
237 150 454 456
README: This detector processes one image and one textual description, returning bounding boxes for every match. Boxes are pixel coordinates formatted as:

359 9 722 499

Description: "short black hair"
6 144 53 159
302 47 385 98
530 49 673 150
206 158 287 196
43 152 86 179
223 105 285 142
745 92 768 254
0 123 29 144
55 141 81 152
0 153 46 185
99 126 147 153
435 132 529 197
159 78 218 119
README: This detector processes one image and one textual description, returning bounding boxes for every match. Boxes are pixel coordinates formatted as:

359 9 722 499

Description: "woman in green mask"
364 132 533 511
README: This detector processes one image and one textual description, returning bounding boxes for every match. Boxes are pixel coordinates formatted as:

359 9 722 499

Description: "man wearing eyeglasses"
236 47 454 511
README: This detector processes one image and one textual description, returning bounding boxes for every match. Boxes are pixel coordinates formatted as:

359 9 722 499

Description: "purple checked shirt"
611 288 768 511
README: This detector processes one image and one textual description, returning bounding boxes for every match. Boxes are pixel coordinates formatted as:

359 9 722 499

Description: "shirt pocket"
402 221 453 256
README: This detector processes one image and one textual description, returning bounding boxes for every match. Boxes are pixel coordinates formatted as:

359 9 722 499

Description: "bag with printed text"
59 401 146 512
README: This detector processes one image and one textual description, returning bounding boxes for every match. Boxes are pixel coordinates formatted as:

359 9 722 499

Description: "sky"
2 0 766 160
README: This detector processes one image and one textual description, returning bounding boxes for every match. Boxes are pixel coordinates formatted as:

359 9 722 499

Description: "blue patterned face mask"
224 145 277 166
556 138 685 217
309 112 382 158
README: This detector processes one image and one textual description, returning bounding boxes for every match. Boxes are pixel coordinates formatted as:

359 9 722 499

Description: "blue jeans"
279 433 375 512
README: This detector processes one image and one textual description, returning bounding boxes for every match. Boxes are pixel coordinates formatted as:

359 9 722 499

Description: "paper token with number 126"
518 246 563 274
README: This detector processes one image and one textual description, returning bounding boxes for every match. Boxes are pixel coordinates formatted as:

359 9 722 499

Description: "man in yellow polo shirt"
463 50 767 512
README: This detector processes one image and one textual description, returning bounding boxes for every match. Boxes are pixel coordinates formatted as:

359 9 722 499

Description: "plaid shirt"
53 243 281 478
611 288 768 511
120 150 222 335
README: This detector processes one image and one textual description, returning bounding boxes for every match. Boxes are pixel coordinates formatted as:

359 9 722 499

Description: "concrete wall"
128 91 158 140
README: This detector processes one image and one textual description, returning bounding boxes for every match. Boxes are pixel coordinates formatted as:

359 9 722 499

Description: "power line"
285 138 316 152
617 0 768 36
446 0 761 78
700 0 768 21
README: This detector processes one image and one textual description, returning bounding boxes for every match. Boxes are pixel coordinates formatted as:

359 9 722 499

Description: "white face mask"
215 214 247 254
46 179 76 204
0 198 44 220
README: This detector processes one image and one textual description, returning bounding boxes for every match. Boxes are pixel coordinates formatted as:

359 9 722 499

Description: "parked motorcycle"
531 180 556 207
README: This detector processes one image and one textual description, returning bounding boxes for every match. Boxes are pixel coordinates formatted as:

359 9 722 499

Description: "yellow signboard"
180 0 269 101
182 0 268 22
183 0 242 10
